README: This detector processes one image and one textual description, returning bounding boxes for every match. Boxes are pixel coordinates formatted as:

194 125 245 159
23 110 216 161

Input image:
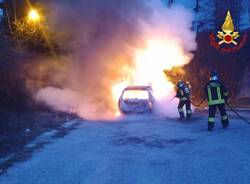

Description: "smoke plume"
33 0 196 120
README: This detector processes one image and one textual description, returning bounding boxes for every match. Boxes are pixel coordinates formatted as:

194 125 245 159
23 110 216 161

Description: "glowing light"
123 90 149 100
112 81 128 103
111 36 192 115
28 9 41 22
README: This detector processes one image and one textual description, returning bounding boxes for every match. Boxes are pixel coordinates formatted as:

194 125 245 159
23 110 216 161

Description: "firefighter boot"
222 121 229 129
222 116 229 129
186 110 192 120
179 112 185 120
207 126 213 132
208 118 215 132
178 109 185 120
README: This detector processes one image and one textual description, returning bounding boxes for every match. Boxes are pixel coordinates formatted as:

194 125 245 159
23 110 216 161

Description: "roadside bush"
12 19 57 54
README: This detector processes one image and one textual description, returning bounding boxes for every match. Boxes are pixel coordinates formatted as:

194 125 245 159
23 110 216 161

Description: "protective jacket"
176 83 192 120
204 80 228 106
176 84 191 101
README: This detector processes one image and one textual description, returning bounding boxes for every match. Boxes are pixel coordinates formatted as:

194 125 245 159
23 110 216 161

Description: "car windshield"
123 90 149 100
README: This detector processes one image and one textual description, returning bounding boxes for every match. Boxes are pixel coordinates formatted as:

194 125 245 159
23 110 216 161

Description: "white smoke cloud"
132 2 196 118
34 0 196 120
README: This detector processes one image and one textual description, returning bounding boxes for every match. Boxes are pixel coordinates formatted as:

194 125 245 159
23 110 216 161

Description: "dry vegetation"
0 32 75 161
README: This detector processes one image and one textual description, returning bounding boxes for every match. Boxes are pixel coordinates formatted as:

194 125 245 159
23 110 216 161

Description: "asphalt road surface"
1 113 250 184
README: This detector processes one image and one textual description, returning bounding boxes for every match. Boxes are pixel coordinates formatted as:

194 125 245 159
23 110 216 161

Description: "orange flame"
112 37 192 115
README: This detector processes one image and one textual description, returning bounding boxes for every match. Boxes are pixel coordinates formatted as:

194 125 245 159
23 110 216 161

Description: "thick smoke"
34 0 196 120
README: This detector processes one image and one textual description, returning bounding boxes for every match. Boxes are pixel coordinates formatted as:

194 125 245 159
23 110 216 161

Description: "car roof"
124 86 152 91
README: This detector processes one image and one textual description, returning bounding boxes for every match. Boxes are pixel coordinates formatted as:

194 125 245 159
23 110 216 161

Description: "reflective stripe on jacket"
205 80 228 106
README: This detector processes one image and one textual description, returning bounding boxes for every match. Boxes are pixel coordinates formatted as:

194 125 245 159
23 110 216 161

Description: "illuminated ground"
1 113 250 184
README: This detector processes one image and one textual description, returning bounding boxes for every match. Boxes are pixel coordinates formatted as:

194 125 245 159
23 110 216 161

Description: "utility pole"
0 0 12 31
13 0 16 21
168 0 174 8
193 0 201 32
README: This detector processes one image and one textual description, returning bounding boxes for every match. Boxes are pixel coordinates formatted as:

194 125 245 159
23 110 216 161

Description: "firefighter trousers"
178 99 192 120
208 104 229 128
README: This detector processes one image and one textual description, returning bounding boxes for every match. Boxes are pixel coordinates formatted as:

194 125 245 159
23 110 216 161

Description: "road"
1 113 250 184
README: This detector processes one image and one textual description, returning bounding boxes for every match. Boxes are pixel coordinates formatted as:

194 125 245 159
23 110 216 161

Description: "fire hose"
226 102 250 125
190 98 250 125
171 96 206 107
190 98 206 107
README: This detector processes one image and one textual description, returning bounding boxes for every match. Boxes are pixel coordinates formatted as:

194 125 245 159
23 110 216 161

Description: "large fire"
112 37 192 115
32 1 196 120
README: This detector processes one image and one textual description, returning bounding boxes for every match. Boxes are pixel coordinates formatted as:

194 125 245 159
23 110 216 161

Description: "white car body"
118 86 155 114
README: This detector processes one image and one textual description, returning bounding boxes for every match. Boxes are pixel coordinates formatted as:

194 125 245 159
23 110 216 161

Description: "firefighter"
205 71 229 131
176 80 192 120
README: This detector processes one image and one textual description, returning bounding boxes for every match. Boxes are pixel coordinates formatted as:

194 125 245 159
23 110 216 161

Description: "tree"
182 0 250 101
192 0 202 32
193 0 200 13
199 0 245 32
1 0 21 31
248 0 250 23
226 0 245 30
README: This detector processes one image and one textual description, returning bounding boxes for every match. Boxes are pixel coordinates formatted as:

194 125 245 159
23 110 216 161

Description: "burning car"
118 86 155 114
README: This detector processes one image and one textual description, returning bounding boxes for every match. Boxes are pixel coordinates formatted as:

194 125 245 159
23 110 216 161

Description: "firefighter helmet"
177 80 184 88
210 70 219 81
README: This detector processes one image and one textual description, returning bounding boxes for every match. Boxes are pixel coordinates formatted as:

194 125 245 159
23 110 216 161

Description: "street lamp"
27 8 41 23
